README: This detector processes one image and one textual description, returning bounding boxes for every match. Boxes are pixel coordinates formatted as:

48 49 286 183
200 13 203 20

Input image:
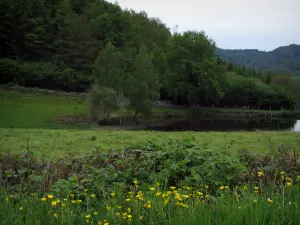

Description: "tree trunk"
133 109 139 119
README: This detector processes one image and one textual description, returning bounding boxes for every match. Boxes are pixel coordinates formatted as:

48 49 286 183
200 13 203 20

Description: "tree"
125 46 160 118
87 85 127 123
93 42 125 91
265 70 272 84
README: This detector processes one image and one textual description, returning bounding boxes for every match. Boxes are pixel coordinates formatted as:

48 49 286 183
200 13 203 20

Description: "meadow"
1 88 300 225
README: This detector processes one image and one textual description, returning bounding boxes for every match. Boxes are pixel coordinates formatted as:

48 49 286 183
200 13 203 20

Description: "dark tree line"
0 0 298 110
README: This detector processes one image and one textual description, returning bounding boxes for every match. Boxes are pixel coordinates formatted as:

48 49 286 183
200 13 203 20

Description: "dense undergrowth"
1 140 300 224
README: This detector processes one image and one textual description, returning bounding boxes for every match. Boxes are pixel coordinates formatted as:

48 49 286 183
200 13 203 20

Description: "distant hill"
216 44 300 75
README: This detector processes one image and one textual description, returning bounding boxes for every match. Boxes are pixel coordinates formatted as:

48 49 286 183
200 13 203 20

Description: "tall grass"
2 181 300 225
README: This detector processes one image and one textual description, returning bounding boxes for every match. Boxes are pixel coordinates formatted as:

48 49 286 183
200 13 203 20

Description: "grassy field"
1 128 300 158
1 88 300 224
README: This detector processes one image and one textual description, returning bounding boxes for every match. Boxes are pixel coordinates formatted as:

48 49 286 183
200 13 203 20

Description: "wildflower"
156 182 160 186
285 177 293 181
93 212 99 216
71 200 76 204
197 191 203 196
61 203 65 207
220 186 225 190
133 180 138 185
47 194 54 199
19 207 23 211
91 194 96 198
254 187 259 193
149 187 156 191
104 223 109 225
170 186 176 190
115 213 120 217
111 192 115 197
225 186 229 189
85 215 91 219
243 186 248 190
106 205 111 211
139 216 143 220
155 192 162 196
297 175 300 180
40 197 47 202
51 201 57 206
117 205 122 209
182 194 189 199
258 171 264 177
77 200 82 203
5 198 8 201
280 171 285 175
164 198 169 205
127 208 131 213
253 199 257 203
205 185 209 189
53 213 57 218
267 198 273 204
10 194 14 198
70 194 75 198
287 182 292 187
127 215 132 219
125 198 131 202
86 220 89 223
144 200 152 209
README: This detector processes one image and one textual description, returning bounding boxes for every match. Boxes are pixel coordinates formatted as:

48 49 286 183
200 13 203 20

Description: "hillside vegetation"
217 44 300 75
1 0 300 116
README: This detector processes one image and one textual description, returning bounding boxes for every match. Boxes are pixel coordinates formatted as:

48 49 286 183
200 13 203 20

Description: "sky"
107 0 300 51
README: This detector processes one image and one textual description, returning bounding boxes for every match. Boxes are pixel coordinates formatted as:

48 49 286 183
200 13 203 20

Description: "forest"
217 44 300 76
1 0 300 114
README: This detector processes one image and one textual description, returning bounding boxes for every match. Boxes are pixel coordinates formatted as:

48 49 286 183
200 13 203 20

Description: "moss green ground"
0 89 299 158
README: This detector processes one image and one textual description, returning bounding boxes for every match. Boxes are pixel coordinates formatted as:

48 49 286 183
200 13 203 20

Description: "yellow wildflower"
85 215 91 219
77 200 82 203
220 186 225 190
164 198 169 205
258 171 264 177
225 186 229 189
111 192 115 197
47 195 54 199
53 213 57 218
170 186 176 190
19 207 23 211
71 200 76 204
139 216 143 220
155 192 162 196
106 205 111 211
205 185 209 189
267 198 273 204
91 194 96 198
125 198 131 202
287 182 292 187
51 201 57 206
253 199 257 203
104 223 109 225
93 212 99 216
280 171 285 175
127 215 132 219
40 197 47 201
149 187 156 191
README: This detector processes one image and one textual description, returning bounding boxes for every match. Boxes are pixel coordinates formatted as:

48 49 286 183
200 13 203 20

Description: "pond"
145 118 300 132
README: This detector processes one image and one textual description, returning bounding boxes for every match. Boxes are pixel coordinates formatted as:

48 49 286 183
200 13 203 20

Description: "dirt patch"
56 115 89 124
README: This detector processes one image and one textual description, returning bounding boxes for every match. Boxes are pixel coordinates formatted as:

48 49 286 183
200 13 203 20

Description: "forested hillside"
217 44 300 75
1 0 299 112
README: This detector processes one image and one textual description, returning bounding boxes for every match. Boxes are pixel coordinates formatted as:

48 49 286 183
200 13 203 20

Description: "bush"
0 58 21 84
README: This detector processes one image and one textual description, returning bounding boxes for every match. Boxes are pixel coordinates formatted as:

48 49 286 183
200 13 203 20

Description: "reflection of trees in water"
148 118 298 132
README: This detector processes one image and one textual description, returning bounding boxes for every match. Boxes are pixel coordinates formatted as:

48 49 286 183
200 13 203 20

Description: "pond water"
145 118 300 132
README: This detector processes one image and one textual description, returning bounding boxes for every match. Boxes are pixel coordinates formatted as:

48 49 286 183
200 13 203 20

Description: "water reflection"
147 118 300 132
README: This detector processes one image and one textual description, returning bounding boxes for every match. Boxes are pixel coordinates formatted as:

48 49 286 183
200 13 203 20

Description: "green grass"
1 128 300 157
2 182 300 225
0 89 88 129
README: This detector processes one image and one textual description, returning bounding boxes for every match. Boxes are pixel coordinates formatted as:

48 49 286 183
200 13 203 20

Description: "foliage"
125 46 160 117
0 0 298 110
217 44 300 76
93 42 125 91
87 85 127 122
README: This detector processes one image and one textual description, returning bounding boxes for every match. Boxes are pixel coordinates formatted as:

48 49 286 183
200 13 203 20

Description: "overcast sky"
107 0 300 51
